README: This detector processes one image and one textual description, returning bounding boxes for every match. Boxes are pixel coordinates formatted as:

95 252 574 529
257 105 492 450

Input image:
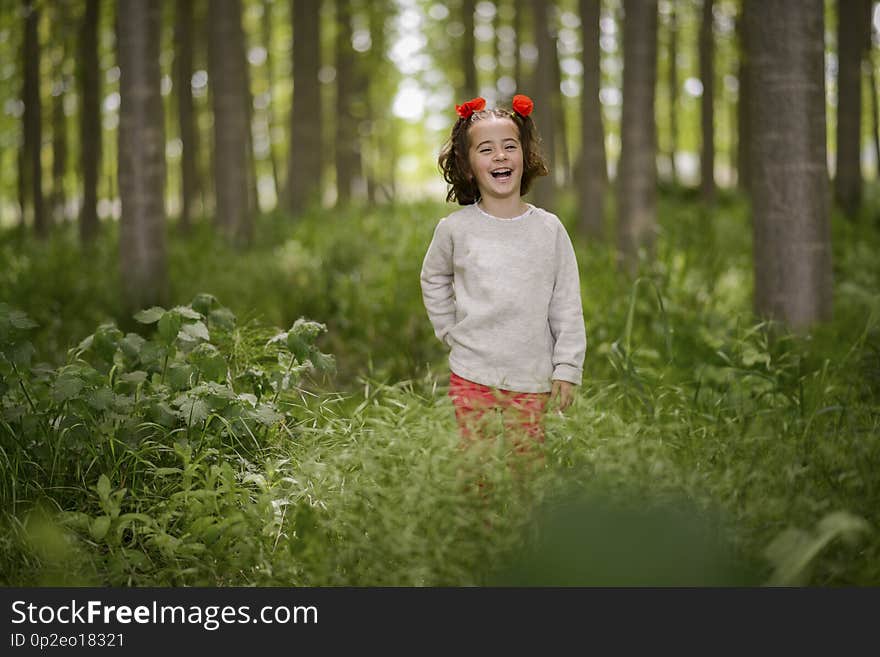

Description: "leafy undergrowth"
1 190 879 585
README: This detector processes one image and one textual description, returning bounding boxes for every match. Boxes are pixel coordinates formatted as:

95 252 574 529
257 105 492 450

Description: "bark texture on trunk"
530 0 557 210
616 0 658 274
117 0 169 313
174 0 199 231
578 0 607 240
746 0 832 329
79 0 101 242
208 0 252 245
287 0 323 214
699 0 715 202
23 0 46 238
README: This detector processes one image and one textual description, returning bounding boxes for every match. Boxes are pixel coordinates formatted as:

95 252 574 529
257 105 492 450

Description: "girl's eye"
505 144 517 150
480 149 491 154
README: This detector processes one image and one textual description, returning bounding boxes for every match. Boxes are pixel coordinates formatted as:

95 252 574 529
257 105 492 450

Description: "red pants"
448 372 549 454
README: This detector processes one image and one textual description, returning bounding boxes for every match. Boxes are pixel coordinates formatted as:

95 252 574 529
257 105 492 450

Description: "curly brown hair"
437 107 550 205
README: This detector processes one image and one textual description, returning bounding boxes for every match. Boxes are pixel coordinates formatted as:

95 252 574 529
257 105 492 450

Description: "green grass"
1 187 878 586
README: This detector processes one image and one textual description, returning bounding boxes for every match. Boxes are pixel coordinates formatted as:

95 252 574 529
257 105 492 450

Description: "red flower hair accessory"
512 94 534 117
455 96 486 119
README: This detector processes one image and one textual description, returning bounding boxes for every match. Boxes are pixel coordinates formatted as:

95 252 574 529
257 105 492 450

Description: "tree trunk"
365 0 389 203
209 0 252 245
870 3 880 181
746 0 832 329
513 0 523 91
51 1 69 227
463 0 477 96
551 23 569 186
335 0 355 204
667 1 678 184
261 0 282 204
578 0 606 240
79 0 101 243
736 2 749 191
288 0 323 213
530 0 557 210
617 0 658 274
174 0 199 232
699 0 715 202
834 0 867 216
23 0 46 238
117 0 168 314
243 41 259 215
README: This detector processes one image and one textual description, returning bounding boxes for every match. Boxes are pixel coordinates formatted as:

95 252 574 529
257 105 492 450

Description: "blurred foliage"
1 185 880 585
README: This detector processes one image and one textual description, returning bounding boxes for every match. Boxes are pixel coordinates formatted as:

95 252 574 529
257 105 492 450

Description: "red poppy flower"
455 97 486 119
512 94 534 117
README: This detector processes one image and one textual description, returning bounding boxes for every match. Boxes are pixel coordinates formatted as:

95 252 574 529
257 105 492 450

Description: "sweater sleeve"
420 219 456 347
548 223 586 384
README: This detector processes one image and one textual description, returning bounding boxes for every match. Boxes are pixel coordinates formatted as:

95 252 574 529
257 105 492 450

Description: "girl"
420 94 586 457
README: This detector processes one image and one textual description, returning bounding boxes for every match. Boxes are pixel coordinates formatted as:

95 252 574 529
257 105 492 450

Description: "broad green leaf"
190 343 227 382
52 375 85 402
286 332 310 362
309 349 336 374
158 311 183 345
119 370 147 384
120 333 146 361
89 515 112 541
152 467 183 476
208 307 236 330
148 401 177 428
181 320 210 342
134 306 166 324
176 397 209 425
96 474 111 501
190 293 218 315
167 364 196 391
173 305 202 320
91 324 123 362
249 405 283 426
86 387 115 411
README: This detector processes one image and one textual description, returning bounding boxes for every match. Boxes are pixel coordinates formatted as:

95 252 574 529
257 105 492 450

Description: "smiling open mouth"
490 169 512 180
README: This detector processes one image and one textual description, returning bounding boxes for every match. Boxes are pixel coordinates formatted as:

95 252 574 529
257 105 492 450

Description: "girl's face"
466 116 524 203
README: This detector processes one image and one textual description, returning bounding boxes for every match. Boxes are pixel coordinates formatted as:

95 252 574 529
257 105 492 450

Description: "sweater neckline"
474 202 535 222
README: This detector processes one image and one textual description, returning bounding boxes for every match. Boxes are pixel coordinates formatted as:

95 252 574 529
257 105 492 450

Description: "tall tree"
578 0 606 239
746 0 832 328
617 0 658 274
78 0 101 243
530 0 557 210
242 33 259 215
869 0 880 180
287 0 322 214
261 0 281 201
736 1 749 191
174 0 199 232
513 0 523 90
208 0 252 245
365 0 393 202
667 0 679 184
117 0 168 312
463 0 477 96
699 0 715 202
834 0 869 216
22 0 46 238
334 0 361 204
51 1 69 226
550 19 569 185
